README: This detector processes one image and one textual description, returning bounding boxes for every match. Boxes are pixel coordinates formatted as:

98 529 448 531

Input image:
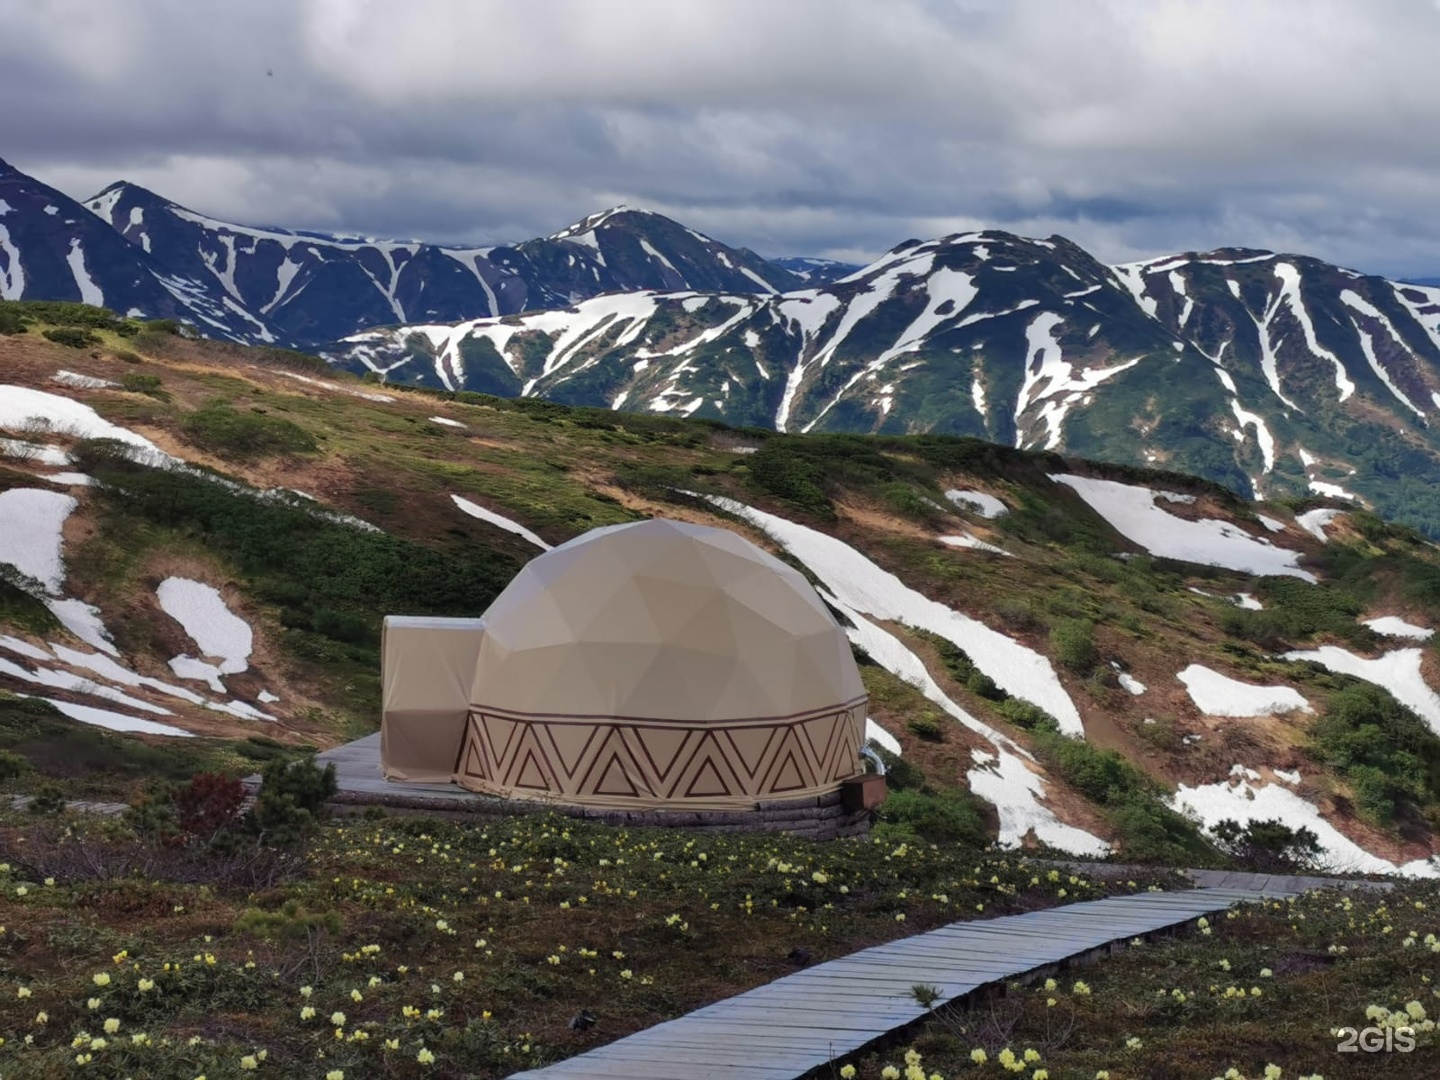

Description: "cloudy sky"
4 0 1440 275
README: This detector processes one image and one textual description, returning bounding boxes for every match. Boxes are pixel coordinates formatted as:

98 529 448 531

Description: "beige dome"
454 518 867 808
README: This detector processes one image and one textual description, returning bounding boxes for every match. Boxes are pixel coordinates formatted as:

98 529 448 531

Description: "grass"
0 809 1180 1080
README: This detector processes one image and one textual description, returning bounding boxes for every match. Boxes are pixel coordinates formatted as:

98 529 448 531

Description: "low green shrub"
246 757 337 847
1211 817 1323 873
0 304 26 335
994 698 1061 733
1032 729 1215 863
179 398 318 459
1309 682 1440 824
907 712 944 741
120 371 166 397
0 748 30 781
1049 617 1098 674
42 326 99 349
874 787 989 847
872 746 924 791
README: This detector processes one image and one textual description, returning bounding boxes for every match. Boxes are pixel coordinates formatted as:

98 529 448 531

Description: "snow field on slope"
1296 508 1342 541
1309 480 1358 501
1282 645 1440 734
1273 262 1354 402
52 370 118 390
1053 474 1315 581
944 490 1008 518
704 495 1086 736
938 534 1011 556
0 655 173 715
45 598 118 655
156 578 253 675
1364 616 1433 640
65 239 106 308
1177 664 1311 717
0 439 72 467
451 495 550 550
46 641 204 705
800 268 979 433
1170 775 1436 877
968 747 1110 856
831 597 1107 854
0 385 166 455
1339 290 1425 417
38 697 193 738
0 488 76 592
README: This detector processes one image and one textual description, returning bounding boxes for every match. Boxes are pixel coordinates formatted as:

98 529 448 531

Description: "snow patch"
1364 616 1433 640
451 495 550 550
1178 664 1310 716
0 385 167 456
0 635 51 662
0 488 76 593
429 416 466 428
945 490 1007 518
1296 508 1342 541
39 697 192 738
969 749 1112 855
65 239 105 307
1171 775 1436 877
1228 400 1275 472
1308 479 1358 501
1234 593 1264 610
52 370 118 390
156 578 252 675
1117 672 1146 695
1053 474 1314 581
45 598 118 656
938 534 1011 556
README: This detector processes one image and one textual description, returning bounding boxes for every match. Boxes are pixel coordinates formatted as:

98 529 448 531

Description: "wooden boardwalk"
507 886 1275 1080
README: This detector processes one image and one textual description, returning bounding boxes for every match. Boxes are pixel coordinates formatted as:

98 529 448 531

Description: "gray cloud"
5 0 1440 274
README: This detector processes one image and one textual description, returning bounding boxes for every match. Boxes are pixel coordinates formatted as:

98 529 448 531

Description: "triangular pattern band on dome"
455 700 866 810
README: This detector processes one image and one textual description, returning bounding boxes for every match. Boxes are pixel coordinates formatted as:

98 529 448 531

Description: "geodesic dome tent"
445 517 868 809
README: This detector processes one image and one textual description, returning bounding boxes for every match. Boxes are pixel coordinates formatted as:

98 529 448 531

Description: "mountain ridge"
331 227 1440 535
8 157 1440 531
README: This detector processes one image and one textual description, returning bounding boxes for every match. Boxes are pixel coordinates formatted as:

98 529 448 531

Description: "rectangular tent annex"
380 616 487 783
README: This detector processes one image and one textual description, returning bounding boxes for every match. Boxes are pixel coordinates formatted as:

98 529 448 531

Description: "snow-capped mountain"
1 158 803 349
81 186 801 347
0 157 265 338
333 231 1440 533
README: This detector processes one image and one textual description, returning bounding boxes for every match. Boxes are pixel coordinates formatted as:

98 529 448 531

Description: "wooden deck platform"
505 886 1276 1080
315 732 488 806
